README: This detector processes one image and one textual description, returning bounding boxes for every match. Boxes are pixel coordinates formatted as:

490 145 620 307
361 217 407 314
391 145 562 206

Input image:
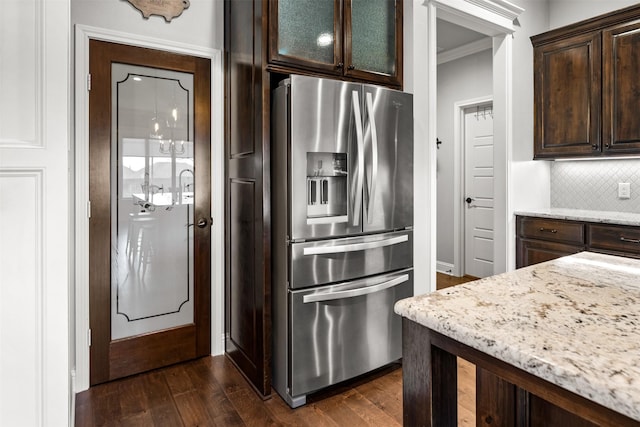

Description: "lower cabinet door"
517 239 585 268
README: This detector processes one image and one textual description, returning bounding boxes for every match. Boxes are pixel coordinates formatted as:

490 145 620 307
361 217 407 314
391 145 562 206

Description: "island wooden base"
402 318 639 427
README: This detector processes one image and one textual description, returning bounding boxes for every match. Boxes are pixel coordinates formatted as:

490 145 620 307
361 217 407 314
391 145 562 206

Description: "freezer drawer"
289 268 413 399
290 230 413 289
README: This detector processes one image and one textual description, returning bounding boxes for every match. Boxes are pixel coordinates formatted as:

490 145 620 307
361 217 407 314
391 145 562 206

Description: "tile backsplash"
550 159 640 213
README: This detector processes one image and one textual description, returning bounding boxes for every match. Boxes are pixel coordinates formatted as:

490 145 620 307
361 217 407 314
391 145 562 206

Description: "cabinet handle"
539 227 557 233
605 143 610 149
347 64 355 70
337 62 344 69
620 236 640 244
592 144 599 150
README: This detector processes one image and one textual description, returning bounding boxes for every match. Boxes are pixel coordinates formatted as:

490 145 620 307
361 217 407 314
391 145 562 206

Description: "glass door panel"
111 63 194 340
349 0 397 76
274 0 338 68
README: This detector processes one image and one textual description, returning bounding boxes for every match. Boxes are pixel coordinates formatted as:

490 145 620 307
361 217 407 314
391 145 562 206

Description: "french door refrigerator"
271 74 413 408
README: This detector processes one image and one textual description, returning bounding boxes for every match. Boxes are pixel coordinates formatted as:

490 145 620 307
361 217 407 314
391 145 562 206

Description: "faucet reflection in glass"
178 168 194 204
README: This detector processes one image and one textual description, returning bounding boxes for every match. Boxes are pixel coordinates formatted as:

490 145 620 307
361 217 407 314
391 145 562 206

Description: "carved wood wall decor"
124 0 190 22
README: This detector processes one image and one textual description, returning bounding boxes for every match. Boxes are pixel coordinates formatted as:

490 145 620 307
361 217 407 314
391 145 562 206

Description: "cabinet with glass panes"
268 0 402 87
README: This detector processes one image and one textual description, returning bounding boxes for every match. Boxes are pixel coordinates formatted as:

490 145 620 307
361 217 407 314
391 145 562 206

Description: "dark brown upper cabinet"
602 20 640 154
268 0 403 87
533 32 601 158
532 4 640 159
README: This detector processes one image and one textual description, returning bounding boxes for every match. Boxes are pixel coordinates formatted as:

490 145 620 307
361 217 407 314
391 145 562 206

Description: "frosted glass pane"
278 0 335 64
351 0 396 75
111 63 195 340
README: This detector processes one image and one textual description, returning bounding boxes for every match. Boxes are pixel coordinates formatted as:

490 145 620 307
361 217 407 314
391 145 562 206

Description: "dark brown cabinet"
517 215 640 268
224 0 271 397
602 20 640 154
516 216 585 268
588 223 640 257
532 33 601 158
532 4 640 159
268 0 403 87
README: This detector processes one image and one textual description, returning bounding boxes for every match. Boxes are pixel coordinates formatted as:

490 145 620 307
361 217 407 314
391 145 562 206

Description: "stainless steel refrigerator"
271 74 414 408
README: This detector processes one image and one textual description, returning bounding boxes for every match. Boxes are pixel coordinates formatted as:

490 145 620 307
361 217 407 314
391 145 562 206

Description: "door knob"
189 217 212 228
465 197 474 204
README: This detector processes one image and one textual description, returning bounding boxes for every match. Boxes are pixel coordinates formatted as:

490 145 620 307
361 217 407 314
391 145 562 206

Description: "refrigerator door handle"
365 92 378 224
302 234 408 256
302 274 410 303
352 90 365 227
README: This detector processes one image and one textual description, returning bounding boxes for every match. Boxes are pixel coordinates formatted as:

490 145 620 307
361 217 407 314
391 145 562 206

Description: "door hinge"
87 200 91 219
87 328 92 347
87 73 92 91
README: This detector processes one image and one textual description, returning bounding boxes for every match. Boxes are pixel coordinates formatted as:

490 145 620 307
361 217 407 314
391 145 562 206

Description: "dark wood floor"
76 274 478 426
75 355 404 426
436 272 479 290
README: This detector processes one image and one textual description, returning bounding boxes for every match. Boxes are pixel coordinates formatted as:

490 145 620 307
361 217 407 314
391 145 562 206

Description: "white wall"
72 0 223 49
436 49 492 268
509 1 552 273
509 0 550 175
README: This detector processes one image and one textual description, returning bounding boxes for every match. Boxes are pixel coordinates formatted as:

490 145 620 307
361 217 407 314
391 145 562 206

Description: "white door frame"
413 0 523 292
454 96 493 277
74 25 225 393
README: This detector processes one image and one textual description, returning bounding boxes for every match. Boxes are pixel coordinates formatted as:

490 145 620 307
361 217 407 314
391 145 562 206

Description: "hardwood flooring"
76 355 476 426
76 275 477 426
436 272 479 290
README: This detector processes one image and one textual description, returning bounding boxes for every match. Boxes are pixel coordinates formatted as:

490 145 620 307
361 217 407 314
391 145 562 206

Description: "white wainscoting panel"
0 171 43 426
0 0 41 147
0 0 70 425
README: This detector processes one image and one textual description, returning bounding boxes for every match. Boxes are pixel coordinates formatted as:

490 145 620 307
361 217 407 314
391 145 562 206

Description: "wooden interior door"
89 40 211 385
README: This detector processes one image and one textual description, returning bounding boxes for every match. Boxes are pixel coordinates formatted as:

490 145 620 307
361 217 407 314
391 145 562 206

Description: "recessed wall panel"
0 171 42 426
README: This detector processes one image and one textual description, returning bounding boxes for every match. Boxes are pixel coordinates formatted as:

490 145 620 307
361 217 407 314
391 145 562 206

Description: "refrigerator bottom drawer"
289 269 413 398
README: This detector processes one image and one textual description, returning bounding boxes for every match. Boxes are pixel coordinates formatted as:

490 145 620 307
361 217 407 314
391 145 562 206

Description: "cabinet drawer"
518 217 585 245
588 224 640 256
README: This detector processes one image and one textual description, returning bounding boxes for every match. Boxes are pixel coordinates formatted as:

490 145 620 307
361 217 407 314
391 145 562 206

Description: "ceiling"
437 18 487 52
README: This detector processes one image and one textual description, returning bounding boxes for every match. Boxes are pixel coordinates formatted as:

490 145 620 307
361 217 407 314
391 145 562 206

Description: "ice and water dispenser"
306 152 348 224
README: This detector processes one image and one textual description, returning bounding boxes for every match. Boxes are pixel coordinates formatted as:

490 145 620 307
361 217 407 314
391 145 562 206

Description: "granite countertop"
515 208 640 226
395 251 640 421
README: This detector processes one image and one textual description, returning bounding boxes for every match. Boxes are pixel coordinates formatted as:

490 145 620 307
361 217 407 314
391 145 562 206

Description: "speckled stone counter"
395 251 640 423
515 208 640 226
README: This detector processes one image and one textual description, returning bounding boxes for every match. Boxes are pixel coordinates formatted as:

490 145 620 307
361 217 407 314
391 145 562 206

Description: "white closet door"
464 105 494 278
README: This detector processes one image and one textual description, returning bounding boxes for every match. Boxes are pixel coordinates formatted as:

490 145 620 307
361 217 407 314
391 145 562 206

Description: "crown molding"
437 37 492 64
431 0 525 34
466 0 524 22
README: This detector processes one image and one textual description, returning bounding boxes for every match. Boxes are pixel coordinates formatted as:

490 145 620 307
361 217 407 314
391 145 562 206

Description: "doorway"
435 17 494 279
88 40 212 384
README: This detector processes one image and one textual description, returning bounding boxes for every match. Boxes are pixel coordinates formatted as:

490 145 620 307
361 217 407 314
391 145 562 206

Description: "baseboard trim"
436 261 455 275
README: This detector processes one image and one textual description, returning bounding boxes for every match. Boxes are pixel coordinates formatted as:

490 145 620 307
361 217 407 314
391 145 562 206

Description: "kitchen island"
395 252 640 426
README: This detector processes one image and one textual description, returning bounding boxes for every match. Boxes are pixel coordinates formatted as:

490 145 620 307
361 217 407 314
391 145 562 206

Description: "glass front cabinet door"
269 0 402 87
